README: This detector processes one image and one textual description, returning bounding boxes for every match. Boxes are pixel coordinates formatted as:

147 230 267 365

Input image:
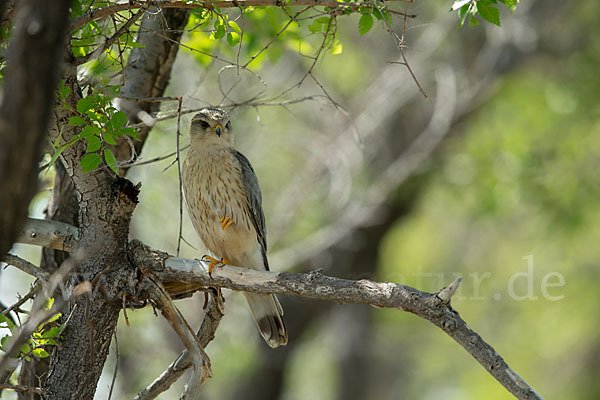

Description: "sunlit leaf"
32 348 49 358
228 20 242 33
227 32 240 47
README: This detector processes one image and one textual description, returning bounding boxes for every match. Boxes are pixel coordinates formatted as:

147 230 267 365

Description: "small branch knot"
436 277 462 304
306 268 324 282
442 318 458 331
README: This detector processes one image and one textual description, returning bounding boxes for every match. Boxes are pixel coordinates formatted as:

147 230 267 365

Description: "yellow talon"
202 255 230 277
219 216 233 230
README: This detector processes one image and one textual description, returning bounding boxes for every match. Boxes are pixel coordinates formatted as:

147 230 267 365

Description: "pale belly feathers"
182 146 264 270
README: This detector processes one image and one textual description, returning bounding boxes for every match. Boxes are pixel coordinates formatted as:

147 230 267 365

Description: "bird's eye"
200 121 210 129
225 121 231 130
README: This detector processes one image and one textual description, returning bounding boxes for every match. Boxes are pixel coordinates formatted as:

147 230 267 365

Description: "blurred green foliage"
379 37 600 399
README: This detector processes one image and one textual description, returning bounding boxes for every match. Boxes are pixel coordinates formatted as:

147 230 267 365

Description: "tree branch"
129 240 543 400
70 0 413 31
0 0 72 257
133 293 223 400
1 254 49 280
16 218 79 252
13 220 543 400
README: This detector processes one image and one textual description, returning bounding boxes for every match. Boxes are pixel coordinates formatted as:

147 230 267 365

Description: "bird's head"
190 107 232 145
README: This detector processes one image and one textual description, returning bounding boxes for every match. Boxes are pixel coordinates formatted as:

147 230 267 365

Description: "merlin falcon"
181 106 288 348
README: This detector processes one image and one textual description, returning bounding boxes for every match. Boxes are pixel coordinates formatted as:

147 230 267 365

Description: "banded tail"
244 292 288 348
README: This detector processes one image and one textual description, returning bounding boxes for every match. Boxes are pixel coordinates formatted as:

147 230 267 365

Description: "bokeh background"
2 0 599 398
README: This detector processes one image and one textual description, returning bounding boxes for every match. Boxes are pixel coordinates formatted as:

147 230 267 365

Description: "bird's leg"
219 216 233 230
202 255 230 277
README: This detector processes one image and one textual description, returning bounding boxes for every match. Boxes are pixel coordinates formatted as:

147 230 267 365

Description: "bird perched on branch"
181 106 288 348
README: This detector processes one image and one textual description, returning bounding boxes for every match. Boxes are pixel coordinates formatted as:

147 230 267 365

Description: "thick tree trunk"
0 0 71 257
40 8 191 399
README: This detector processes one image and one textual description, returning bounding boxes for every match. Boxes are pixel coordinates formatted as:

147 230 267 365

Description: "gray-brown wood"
0 0 72 257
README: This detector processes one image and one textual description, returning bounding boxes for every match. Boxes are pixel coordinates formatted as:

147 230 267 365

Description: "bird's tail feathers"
244 293 288 348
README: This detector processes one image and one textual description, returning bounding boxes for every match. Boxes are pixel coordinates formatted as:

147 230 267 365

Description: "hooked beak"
214 124 223 137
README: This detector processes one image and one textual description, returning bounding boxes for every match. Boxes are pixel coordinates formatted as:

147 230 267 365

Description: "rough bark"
12 220 543 400
13 8 191 399
115 7 191 172
0 0 71 257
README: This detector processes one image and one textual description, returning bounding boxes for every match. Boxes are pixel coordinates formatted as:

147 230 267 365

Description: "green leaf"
76 96 95 114
477 3 501 26
211 19 226 40
212 24 226 40
330 40 342 55
228 20 241 33
469 14 480 28
58 81 71 100
47 146 65 171
122 127 139 140
1 334 10 350
308 20 322 34
0 315 15 331
103 132 117 145
68 115 86 126
81 153 101 173
32 348 49 358
79 124 100 139
20 343 31 355
45 313 61 324
372 8 383 21
129 41 146 48
43 297 54 311
86 135 101 153
110 110 128 130
457 4 470 26
499 0 518 11
42 327 61 338
358 14 373 35
315 17 330 24
104 149 118 175
227 32 240 47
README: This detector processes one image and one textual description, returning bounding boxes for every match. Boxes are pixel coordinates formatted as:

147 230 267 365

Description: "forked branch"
12 219 543 400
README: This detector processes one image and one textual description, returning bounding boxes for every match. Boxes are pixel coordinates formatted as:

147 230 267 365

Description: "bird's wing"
231 149 269 270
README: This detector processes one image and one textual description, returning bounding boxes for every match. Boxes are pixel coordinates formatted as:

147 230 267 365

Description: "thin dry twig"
2 254 49 280
1 282 42 317
107 329 119 400
176 97 184 257
0 384 47 398
133 292 224 400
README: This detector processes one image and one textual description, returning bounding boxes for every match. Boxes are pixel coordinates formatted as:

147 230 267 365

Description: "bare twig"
74 7 146 66
370 0 426 98
71 0 412 31
0 384 47 398
16 217 79 252
133 293 224 400
1 282 42 316
1 254 48 280
0 251 87 374
107 329 119 400
176 97 184 257
143 275 212 399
